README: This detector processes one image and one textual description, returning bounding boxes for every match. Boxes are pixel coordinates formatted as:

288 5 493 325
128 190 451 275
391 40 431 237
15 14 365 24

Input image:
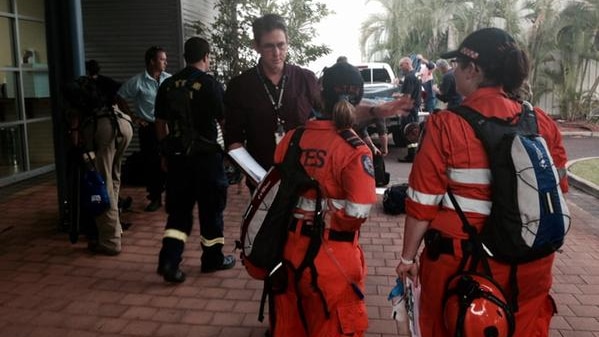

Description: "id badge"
275 123 285 144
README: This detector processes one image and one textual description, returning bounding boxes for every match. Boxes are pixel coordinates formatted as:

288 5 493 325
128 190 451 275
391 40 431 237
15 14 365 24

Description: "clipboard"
227 147 267 186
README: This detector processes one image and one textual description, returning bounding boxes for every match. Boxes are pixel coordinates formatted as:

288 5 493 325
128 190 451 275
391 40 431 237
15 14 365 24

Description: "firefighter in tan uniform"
270 62 377 337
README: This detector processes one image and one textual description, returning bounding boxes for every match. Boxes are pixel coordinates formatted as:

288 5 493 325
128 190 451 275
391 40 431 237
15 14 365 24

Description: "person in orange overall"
270 61 377 337
395 28 569 337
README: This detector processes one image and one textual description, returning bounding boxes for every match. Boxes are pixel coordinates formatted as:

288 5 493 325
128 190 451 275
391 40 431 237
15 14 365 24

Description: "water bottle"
388 278 408 322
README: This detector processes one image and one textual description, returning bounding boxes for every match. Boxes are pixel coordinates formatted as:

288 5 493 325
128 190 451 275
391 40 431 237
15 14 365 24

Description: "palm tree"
541 0 599 119
360 0 408 68
360 0 460 71
360 0 531 69
518 0 559 105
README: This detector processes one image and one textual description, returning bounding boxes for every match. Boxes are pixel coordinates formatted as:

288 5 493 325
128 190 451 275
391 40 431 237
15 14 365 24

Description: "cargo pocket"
337 301 368 335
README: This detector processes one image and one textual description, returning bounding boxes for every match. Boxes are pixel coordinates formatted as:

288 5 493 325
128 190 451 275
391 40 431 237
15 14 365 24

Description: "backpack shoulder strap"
448 102 537 151
281 127 306 168
517 101 539 135
447 105 489 142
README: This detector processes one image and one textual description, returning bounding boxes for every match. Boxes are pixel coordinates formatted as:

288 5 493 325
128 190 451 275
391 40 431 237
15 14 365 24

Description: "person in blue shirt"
117 46 171 212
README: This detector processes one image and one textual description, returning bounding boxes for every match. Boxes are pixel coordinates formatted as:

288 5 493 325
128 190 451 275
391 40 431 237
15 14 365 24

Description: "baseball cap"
321 61 364 108
441 28 516 68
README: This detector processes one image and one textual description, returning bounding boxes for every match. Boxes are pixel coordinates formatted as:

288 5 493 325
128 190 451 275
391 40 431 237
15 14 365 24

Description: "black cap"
321 62 364 110
184 37 210 63
441 28 516 67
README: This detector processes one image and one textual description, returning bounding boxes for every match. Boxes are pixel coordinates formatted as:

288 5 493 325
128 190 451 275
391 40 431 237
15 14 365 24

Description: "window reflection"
0 124 25 177
18 20 47 65
22 70 50 118
16 0 43 19
27 119 54 169
18 17 50 120
0 17 15 67
0 71 20 122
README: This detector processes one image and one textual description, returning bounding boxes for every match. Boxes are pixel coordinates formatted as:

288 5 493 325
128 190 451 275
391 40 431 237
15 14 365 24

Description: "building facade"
0 0 217 227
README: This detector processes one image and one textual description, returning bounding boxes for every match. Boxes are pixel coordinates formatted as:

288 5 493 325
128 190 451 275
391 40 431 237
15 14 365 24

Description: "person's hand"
381 148 388 157
396 259 419 287
133 116 148 127
376 96 414 118
228 142 244 151
372 147 382 156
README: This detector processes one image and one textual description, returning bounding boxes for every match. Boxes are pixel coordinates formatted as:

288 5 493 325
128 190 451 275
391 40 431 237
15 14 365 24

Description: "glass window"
18 19 47 65
360 69 372 83
22 69 50 118
0 0 11 13
16 0 43 19
0 124 25 177
26 119 54 169
0 17 15 67
0 71 20 121
372 69 392 83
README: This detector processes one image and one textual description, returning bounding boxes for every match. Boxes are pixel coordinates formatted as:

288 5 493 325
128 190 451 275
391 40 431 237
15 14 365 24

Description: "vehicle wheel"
403 122 421 144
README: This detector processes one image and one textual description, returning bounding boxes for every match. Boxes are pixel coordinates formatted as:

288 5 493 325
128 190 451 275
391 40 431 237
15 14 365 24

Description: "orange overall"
406 87 568 337
271 120 377 337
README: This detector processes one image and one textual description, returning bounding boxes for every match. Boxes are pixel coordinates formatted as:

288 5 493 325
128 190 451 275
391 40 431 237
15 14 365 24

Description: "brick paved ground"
0 160 598 337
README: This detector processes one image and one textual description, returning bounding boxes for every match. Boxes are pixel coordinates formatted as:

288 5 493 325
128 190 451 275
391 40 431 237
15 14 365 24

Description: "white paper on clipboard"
405 278 421 337
227 147 267 185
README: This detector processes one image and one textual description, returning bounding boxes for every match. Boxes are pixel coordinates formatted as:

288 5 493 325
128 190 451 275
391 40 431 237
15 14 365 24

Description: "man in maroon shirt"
224 14 320 173
224 14 415 185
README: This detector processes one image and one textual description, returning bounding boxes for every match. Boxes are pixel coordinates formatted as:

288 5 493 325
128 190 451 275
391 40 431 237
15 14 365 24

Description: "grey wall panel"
81 0 183 82
81 0 218 154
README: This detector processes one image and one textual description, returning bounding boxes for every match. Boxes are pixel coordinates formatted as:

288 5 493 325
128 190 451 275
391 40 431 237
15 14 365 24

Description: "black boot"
157 238 186 283
398 147 415 163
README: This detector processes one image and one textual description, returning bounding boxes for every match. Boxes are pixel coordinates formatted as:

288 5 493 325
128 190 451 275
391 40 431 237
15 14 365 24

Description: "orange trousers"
418 247 556 337
272 223 368 337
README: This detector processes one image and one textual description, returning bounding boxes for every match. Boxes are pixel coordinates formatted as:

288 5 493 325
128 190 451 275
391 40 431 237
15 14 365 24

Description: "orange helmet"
443 273 515 337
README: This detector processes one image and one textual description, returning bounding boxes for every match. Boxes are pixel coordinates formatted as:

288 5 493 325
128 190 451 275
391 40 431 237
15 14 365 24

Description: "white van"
356 62 398 98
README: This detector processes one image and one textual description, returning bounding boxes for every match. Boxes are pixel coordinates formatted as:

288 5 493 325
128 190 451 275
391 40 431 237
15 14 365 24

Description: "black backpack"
160 71 222 156
449 102 570 264
238 128 331 323
238 128 318 280
383 183 409 215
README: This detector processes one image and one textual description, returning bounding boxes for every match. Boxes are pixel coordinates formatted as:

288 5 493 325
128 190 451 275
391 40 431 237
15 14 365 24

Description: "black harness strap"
293 186 329 332
446 189 492 277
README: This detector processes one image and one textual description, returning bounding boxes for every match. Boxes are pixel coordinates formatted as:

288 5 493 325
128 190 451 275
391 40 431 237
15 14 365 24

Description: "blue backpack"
449 102 570 264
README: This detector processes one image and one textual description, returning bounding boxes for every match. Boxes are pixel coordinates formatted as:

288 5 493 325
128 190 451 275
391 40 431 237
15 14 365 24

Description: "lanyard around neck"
256 68 287 114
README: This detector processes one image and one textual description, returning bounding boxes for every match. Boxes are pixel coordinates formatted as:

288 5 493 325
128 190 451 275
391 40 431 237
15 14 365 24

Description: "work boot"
158 238 185 283
397 147 415 163
201 255 236 273
157 262 186 283
118 196 133 211
88 240 120 256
